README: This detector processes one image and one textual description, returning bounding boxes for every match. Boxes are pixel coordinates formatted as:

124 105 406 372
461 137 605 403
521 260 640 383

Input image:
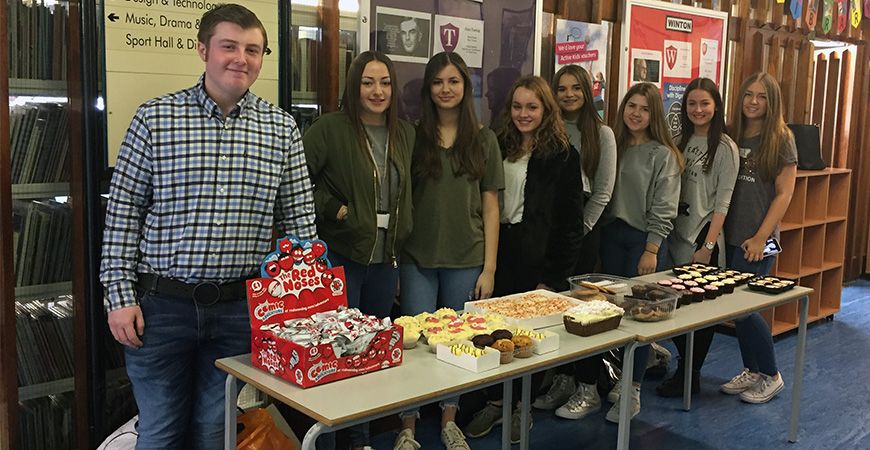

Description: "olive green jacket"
303 111 415 265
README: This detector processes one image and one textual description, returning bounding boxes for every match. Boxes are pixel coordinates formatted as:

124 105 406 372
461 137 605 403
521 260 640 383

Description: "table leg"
502 380 511 450
302 423 328 450
789 295 808 442
224 374 238 450
683 330 695 411
617 341 637 450
520 373 531 450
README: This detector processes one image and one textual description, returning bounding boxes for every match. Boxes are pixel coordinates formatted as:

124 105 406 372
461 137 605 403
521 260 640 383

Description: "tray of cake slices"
567 274 679 322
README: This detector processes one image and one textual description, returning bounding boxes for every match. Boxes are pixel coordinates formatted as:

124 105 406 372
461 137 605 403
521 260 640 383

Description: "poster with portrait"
375 6 431 64
432 15 484 68
619 0 727 134
554 19 611 118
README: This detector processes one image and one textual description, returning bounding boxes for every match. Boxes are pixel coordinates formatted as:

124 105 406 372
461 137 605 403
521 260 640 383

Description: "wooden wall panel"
834 49 853 168
780 38 798 122
822 54 841 165
317 0 339 113
792 39 814 123
811 56 827 125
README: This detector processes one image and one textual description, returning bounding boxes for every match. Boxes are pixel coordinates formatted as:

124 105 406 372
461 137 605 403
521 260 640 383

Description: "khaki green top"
402 128 505 268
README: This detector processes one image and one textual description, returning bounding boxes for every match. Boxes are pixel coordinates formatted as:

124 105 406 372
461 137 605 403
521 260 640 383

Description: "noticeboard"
619 0 728 135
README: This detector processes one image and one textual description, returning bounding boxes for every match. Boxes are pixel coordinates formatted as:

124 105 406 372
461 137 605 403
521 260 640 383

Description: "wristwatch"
704 241 716 251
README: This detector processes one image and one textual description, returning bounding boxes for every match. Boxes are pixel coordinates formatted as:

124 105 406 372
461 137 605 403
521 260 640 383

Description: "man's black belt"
136 273 248 306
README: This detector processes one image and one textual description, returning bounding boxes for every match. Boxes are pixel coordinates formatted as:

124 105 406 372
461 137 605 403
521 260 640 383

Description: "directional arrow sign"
108 12 119 22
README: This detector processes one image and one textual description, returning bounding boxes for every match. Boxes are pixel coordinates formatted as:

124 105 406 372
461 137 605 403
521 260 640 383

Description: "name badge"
377 213 390 229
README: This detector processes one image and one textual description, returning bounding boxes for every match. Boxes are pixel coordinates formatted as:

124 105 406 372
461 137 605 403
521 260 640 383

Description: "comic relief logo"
308 360 339 382
258 348 284 375
254 299 286 321
440 22 459 52
665 45 678 71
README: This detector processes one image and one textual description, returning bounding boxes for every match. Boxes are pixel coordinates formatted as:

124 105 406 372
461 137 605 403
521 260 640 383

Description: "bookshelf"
765 168 851 335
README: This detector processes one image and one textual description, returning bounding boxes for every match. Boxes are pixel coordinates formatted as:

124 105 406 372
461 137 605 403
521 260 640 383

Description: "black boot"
655 359 700 397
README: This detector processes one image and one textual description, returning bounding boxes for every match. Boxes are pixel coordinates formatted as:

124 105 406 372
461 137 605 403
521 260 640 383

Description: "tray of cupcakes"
567 274 679 322
747 276 797 294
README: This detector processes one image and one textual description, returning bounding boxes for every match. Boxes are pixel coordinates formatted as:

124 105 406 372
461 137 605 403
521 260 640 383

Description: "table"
218 325 636 450
613 275 812 449
219 276 812 450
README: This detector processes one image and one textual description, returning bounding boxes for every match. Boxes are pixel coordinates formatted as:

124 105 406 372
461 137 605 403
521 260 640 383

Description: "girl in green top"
395 52 504 450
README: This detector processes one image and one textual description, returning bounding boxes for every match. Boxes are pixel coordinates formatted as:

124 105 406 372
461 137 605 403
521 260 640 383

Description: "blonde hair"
497 75 570 162
613 82 684 172
731 72 793 181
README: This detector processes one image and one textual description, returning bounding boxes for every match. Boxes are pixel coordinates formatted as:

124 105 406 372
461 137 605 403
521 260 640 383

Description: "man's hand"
108 305 145 348
638 251 658 275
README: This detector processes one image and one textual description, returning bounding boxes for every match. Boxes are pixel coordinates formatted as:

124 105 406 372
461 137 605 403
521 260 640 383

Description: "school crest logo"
665 45 678 71
440 22 459 52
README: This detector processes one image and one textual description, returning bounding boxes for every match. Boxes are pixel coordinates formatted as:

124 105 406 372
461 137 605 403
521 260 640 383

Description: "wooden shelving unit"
767 168 851 335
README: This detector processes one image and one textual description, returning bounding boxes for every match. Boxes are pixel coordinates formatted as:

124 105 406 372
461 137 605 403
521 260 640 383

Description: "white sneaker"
533 374 576 410
555 382 600 420
605 383 640 423
720 368 761 395
739 372 784 404
606 379 621 403
440 421 470 450
392 428 420 450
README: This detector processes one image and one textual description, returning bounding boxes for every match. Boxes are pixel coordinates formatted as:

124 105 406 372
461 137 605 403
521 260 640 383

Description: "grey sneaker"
739 372 784 404
721 368 761 395
606 379 621 403
464 402 502 438
555 382 601 420
510 408 533 444
532 374 576 410
440 421 471 450
605 383 640 423
392 429 420 450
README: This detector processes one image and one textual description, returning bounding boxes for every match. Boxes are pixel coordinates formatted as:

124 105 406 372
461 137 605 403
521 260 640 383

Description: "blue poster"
664 82 688 136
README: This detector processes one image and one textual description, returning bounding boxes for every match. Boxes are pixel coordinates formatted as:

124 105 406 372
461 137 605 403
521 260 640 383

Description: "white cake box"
513 328 560 354
464 290 581 329
436 340 500 373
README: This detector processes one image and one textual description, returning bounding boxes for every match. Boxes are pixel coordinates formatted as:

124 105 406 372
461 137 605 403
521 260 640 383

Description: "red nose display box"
247 236 403 388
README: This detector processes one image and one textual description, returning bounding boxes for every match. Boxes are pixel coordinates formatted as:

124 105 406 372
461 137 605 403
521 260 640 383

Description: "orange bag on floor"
237 408 298 450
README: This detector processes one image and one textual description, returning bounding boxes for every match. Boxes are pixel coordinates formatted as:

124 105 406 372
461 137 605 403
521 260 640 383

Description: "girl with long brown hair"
394 52 503 450
719 72 797 404
599 82 683 423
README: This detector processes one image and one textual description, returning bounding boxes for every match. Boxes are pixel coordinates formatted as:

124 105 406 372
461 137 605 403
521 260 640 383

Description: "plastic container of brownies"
567 274 679 322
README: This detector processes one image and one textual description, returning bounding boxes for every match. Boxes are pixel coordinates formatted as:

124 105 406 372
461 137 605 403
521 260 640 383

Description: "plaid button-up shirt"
100 77 317 311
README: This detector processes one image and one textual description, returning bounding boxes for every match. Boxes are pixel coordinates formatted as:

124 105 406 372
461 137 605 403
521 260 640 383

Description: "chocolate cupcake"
703 285 719 299
689 287 705 303
490 329 514 341
683 280 698 288
657 279 673 287
721 279 736 293
471 334 494 349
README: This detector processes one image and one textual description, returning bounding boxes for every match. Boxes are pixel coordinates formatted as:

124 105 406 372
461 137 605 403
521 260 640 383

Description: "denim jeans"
399 264 483 314
726 244 779 376
328 251 399 319
599 219 670 382
124 291 251 450
397 264 481 417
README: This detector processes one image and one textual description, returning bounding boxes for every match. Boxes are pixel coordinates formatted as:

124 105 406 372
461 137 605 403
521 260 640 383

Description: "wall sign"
619 0 728 135
104 0 279 165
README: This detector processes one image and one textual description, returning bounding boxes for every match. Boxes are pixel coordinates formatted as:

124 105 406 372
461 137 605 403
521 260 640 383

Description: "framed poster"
554 19 611 118
619 0 728 134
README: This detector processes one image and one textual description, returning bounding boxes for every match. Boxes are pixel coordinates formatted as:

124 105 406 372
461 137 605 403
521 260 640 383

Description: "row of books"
9 102 70 184
17 296 126 387
12 199 72 287
7 0 67 80
20 380 135 450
